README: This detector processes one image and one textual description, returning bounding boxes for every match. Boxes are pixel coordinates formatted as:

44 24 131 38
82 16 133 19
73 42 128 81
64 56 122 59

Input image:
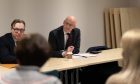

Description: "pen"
81 56 88 58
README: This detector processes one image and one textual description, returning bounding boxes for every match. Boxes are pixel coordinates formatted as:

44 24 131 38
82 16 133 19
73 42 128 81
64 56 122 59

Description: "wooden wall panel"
104 8 140 48
120 8 140 33
109 8 116 48
104 9 111 48
113 8 122 48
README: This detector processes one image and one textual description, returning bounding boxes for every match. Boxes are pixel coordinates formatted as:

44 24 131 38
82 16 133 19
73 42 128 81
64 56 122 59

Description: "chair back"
86 46 110 53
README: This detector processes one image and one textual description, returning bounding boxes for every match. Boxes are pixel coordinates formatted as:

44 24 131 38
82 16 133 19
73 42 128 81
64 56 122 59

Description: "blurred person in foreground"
0 33 62 84
106 28 140 84
0 19 25 63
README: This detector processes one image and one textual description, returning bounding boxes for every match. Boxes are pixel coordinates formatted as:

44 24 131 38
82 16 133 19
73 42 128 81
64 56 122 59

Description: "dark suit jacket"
48 26 80 57
0 33 17 63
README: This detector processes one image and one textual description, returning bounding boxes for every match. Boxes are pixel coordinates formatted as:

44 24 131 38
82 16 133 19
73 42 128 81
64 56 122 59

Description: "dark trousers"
59 69 79 84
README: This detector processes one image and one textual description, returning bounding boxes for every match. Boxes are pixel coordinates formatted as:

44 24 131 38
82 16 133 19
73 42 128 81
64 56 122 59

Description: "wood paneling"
104 8 140 48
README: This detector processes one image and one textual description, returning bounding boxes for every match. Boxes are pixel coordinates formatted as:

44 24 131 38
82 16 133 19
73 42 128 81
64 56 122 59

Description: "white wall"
0 0 130 52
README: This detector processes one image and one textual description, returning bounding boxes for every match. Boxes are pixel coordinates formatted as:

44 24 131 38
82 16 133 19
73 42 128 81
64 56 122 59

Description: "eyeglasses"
65 22 73 27
12 28 25 33
64 21 76 28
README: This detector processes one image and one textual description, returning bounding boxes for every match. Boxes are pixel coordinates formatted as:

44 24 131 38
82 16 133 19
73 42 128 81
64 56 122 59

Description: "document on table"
72 53 97 58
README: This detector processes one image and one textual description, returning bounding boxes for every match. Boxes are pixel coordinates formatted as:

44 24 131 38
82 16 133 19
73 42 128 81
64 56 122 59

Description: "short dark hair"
15 33 50 67
11 19 25 28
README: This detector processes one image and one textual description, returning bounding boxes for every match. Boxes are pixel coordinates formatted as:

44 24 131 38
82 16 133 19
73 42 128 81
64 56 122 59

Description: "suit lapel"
71 29 75 45
8 33 15 52
58 28 65 49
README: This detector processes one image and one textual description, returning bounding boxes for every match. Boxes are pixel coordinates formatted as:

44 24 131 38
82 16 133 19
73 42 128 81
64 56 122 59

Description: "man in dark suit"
0 19 25 63
49 16 80 58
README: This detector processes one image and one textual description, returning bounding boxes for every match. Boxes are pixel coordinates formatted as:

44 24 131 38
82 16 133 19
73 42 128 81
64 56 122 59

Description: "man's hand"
67 46 74 52
63 46 74 58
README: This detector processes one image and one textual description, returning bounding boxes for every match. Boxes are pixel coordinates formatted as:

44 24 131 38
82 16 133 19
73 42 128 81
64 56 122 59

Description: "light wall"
0 0 133 52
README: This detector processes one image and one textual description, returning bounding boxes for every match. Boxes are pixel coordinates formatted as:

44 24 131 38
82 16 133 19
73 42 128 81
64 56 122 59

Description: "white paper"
73 53 97 58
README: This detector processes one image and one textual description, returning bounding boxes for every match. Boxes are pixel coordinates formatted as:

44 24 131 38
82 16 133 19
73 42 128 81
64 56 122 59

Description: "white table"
41 48 122 72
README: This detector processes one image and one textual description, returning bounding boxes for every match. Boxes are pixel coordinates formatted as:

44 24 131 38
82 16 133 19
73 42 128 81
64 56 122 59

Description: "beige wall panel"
128 8 140 28
109 8 116 48
104 9 112 48
120 8 130 33
113 8 122 48
120 8 140 33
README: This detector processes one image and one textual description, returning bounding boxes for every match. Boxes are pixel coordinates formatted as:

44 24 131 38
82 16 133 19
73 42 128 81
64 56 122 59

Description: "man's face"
11 23 25 41
63 19 76 33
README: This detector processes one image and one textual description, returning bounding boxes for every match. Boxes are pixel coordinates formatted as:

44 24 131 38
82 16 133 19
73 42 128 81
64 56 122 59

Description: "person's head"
15 33 50 67
63 16 77 33
11 19 25 41
121 28 140 69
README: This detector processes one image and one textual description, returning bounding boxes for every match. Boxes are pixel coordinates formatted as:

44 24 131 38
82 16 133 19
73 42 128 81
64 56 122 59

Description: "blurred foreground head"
15 33 50 67
121 28 140 69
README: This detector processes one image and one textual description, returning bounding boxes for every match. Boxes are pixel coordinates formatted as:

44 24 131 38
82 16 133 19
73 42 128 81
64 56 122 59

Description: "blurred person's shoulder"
106 73 126 84
42 75 62 84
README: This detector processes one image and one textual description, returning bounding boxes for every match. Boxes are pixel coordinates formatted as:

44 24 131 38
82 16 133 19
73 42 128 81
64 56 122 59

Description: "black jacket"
48 26 81 57
0 33 17 63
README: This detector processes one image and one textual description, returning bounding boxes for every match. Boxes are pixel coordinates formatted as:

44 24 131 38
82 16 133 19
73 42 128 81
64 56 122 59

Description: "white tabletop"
40 48 123 72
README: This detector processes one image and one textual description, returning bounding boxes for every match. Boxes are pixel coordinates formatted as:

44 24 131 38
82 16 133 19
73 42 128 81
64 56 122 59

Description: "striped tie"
65 33 72 49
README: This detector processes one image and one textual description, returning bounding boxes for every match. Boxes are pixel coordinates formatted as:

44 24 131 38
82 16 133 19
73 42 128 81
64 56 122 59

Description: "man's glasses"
12 28 25 33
